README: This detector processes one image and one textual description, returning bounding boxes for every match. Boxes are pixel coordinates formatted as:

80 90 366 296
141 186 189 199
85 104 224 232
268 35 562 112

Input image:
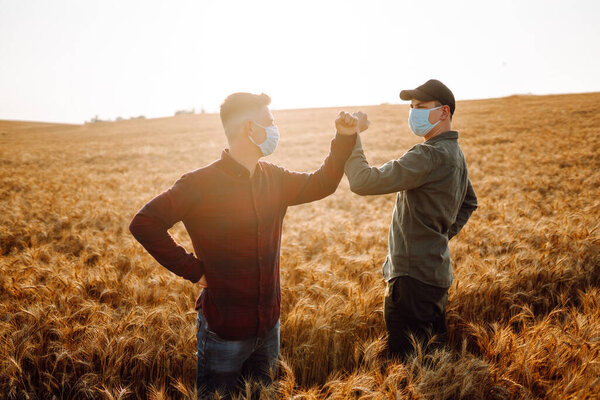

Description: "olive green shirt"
344 131 477 288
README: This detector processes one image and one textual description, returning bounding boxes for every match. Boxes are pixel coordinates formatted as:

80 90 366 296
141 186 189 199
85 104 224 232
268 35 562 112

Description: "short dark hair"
220 92 271 127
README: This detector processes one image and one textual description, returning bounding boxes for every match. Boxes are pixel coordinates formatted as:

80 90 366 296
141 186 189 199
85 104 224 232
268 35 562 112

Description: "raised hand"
352 111 370 133
335 111 370 135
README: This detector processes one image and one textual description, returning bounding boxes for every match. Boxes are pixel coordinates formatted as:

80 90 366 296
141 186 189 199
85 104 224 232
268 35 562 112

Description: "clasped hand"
335 111 370 135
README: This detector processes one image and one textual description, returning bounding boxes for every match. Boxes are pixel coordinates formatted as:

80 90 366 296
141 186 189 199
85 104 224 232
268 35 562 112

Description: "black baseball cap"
400 79 455 116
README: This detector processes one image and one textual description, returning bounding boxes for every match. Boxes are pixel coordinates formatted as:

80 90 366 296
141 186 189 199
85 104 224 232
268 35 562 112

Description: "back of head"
220 93 271 141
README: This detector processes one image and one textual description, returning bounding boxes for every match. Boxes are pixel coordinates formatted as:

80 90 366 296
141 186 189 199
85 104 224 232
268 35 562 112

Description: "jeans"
196 310 279 399
384 275 449 360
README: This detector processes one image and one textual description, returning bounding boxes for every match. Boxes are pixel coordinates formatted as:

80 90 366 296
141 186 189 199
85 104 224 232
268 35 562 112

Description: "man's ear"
441 105 450 120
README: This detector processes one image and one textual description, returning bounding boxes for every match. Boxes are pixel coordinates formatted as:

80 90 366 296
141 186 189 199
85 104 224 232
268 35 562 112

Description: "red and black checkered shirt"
129 133 356 340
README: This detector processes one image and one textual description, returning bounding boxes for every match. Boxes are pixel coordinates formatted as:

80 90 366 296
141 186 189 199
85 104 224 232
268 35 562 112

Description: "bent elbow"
349 182 370 196
321 180 341 199
346 169 377 196
128 214 143 239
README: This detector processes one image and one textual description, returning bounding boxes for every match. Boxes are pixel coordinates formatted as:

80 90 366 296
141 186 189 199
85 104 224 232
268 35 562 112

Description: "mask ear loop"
248 120 267 146
438 105 446 122
248 121 257 145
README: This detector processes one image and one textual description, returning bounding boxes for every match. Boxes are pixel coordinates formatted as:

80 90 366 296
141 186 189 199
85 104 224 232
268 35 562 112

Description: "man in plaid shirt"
129 92 367 397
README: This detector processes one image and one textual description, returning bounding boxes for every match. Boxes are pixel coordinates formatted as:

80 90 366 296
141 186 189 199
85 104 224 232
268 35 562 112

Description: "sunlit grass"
1 93 599 399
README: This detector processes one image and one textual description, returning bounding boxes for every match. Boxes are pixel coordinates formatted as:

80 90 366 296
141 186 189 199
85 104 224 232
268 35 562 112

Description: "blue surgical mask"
249 122 280 156
408 106 443 137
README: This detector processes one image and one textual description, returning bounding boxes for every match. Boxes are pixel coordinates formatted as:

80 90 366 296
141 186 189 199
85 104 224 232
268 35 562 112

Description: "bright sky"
1 0 599 124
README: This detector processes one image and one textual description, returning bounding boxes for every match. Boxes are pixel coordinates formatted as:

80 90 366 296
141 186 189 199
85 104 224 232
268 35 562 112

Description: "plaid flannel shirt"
129 133 356 340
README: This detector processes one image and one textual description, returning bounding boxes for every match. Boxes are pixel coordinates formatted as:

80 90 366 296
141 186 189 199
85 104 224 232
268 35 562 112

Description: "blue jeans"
196 310 279 399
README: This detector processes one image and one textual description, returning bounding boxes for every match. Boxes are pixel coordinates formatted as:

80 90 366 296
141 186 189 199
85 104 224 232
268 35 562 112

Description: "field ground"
1 93 599 399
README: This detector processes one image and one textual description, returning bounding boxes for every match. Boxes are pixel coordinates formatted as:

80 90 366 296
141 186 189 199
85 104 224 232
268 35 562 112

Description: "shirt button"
258 256 263 261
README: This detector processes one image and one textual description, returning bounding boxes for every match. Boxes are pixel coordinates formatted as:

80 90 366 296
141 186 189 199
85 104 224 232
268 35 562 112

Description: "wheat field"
1 93 599 399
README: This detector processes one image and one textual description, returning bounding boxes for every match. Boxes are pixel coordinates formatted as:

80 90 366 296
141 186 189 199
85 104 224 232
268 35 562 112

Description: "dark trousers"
384 275 449 360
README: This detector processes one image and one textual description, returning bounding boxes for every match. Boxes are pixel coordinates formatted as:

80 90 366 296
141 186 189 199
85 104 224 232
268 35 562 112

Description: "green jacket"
344 131 477 288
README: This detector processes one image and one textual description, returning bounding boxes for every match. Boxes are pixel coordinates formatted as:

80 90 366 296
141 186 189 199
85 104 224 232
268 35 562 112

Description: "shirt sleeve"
128 173 204 283
448 178 478 240
280 133 356 206
344 134 435 195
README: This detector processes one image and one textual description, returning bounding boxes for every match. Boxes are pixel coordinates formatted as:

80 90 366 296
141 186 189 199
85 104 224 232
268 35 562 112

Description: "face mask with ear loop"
249 121 280 156
408 105 443 137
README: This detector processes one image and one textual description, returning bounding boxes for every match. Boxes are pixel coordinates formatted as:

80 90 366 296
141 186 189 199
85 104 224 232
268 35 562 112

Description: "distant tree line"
174 107 206 116
86 115 146 124
86 107 206 124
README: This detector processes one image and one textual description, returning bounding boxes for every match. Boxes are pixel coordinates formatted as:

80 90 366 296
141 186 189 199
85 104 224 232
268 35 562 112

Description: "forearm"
344 135 419 196
344 135 376 195
286 132 356 205
448 212 472 240
129 212 204 283
448 207 477 239
448 180 478 239
319 132 357 187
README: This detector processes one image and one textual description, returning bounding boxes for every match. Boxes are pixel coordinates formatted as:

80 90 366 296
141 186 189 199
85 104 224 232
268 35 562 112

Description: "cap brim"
399 88 436 102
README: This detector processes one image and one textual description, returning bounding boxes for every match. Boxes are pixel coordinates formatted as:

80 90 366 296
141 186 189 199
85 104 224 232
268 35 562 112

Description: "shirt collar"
218 149 252 179
426 130 458 144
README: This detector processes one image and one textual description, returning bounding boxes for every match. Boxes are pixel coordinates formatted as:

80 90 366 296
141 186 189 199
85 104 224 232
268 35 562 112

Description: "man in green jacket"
344 79 478 359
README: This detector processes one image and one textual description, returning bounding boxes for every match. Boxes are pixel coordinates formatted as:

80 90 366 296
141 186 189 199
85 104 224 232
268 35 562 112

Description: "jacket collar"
426 130 458 144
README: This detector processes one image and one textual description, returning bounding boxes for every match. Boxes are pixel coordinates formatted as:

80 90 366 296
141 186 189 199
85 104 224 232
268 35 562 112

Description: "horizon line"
1 90 598 126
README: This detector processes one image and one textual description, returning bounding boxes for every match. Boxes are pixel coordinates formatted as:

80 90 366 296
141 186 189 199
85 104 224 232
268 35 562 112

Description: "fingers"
353 111 366 121
346 113 356 126
338 111 357 126
352 111 370 132
336 111 363 135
